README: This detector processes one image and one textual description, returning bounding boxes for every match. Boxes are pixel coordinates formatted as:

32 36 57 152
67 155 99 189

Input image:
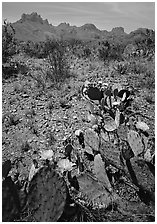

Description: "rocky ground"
2 53 155 221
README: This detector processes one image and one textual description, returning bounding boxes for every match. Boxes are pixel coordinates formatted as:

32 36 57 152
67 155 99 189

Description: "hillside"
10 12 154 43
2 11 155 222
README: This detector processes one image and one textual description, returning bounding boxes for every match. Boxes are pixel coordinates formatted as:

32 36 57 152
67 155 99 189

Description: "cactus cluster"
127 130 144 157
27 165 67 222
2 79 154 222
81 80 153 163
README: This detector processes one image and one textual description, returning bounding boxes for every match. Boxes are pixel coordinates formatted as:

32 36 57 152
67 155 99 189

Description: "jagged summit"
18 12 49 25
111 27 125 34
11 12 154 42
80 23 99 31
58 22 70 27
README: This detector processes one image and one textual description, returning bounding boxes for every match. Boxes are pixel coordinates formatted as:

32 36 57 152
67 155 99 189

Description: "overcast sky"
2 2 155 33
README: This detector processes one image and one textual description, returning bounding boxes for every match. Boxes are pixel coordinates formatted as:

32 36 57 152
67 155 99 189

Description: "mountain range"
11 12 154 43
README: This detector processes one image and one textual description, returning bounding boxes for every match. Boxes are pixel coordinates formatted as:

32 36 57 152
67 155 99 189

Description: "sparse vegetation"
21 141 31 152
2 20 17 63
2 12 155 222
44 39 70 85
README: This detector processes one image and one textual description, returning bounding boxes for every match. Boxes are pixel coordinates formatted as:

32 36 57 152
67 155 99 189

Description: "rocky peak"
80 23 99 31
19 12 49 25
111 27 125 34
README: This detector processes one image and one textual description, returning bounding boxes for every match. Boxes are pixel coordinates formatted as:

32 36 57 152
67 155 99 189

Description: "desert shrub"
22 41 46 58
46 131 56 146
98 41 110 62
128 59 154 88
2 20 17 63
145 92 155 104
44 39 70 85
98 41 123 63
113 61 128 75
2 20 19 79
16 61 29 75
47 99 55 113
21 141 31 152
129 61 147 75
28 65 47 91
142 71 155 90
3 61 29 79
2 21 29 79
108 44 124 61
6 114 20 126
83 47 91 58
2 63 18 79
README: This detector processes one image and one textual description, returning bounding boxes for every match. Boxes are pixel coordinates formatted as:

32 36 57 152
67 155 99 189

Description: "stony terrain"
2 51 155 221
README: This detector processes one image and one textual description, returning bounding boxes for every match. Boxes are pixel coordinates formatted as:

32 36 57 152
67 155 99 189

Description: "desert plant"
47 99 55 113
22 41 47 58
28 65 47 91
113 62 128 75
27 165 67 221
44 39 70 84
98 41 110 64
83 47 91 58
21 141 31 152
7 114 20 126
2 20 17 63
145 92 155 104
46 131 56 146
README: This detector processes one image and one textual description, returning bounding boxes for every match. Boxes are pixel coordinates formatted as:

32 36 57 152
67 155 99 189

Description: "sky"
2 2 155 33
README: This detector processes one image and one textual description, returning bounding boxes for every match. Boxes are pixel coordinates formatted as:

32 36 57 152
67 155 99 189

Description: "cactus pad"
120 141 134 160
113 88 119 99
140 132 149 152
135 121 149 132
2 160 11 179
84 128 100 154
100 140 122 169
117 125 128 141
115 108 120 127
144 137 155 163
94 154 112 191
86 101 95 113
28 162 40 182
77 172 118 209
27 165 67 222
103 115 117 132
86 86 104 101
3 177 20 221
127 130 144 157
112 83 123 93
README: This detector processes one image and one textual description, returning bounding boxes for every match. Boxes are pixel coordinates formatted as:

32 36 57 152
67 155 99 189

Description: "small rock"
22 94 29 98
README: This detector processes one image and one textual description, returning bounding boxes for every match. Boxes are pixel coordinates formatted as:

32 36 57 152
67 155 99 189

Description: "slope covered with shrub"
2 18 155 222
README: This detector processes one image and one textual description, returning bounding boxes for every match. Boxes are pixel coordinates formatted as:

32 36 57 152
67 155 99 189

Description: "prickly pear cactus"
127 130 144 157
100 140 122 170
120 141 134 160
144 137 155 164
94 154 112 192
112 83 123 93
86 101 95 113
115 108 120 127
84 128 100 154
135 121 149 132
27 165 67 222
77 172 118 210
103 115 117 132
3 177 20 222
140 132 149 152
2 160 11 179
117 125 128 141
